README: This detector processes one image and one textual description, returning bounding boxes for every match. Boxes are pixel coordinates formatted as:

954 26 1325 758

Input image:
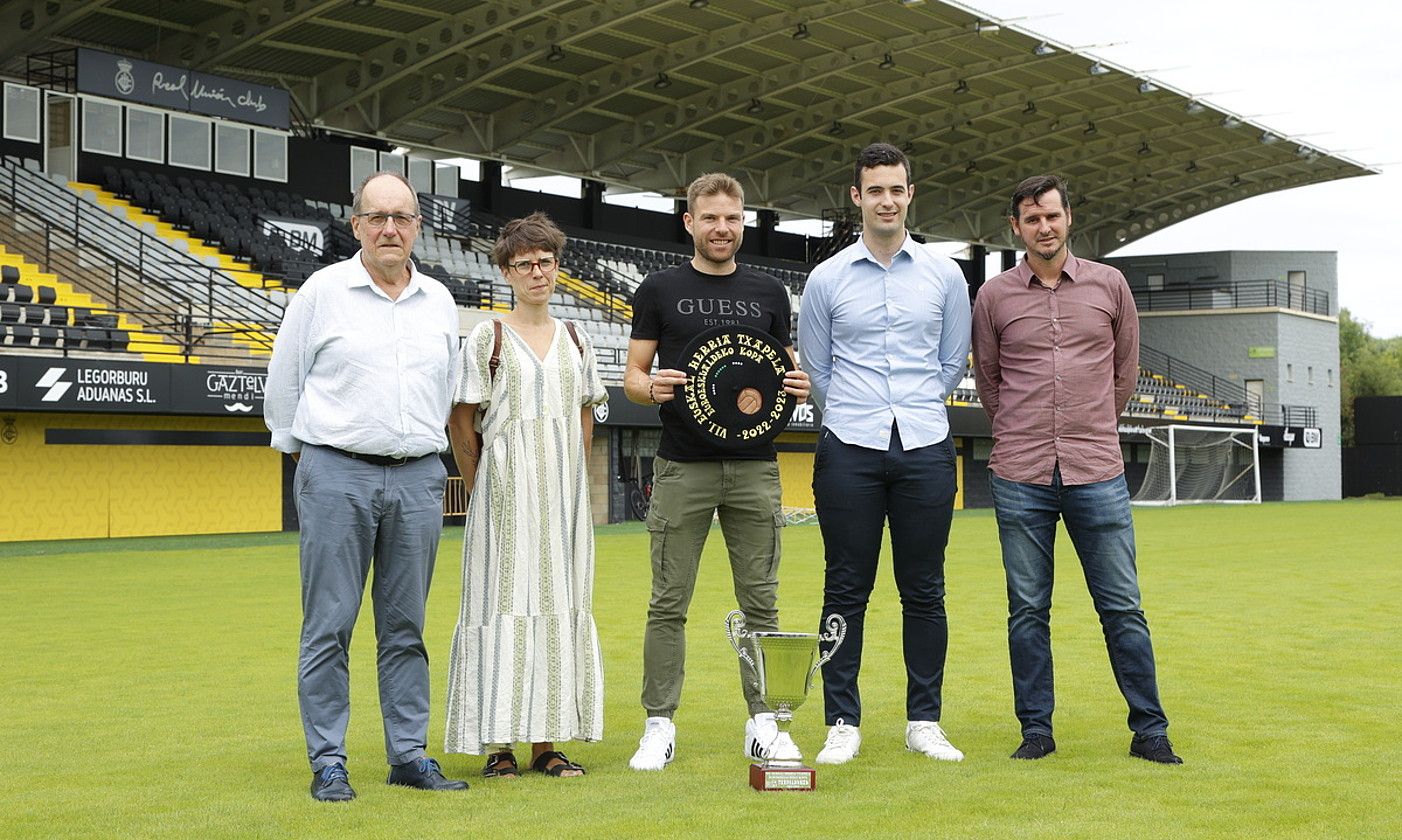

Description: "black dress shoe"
387 756 469 791
1130 734 1184 765
1011 734 1057 760
311 763 356 802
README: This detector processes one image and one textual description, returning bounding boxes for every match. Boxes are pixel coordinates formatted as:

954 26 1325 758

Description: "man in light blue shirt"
799 142 971 766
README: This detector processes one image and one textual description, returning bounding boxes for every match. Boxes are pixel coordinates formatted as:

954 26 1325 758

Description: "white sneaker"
906 720 964 761
744 712 778 760
815 720 861 765
629 716 676 771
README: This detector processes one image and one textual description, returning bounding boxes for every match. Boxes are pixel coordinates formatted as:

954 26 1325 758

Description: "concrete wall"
1277 315 1341 499
1108 250 1341 501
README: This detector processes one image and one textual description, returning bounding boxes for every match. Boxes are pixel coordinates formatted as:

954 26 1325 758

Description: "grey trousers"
295 445 447 771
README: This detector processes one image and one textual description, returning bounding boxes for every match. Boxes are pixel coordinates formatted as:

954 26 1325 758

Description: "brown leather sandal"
482 751 520 779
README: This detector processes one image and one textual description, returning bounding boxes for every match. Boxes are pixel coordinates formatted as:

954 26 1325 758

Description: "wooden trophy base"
749 762 816 792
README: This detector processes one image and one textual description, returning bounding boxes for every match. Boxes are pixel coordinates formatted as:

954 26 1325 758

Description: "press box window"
169 114 212 170
3 83 41 143
214 122 250 177
81 98 122 157
126 106 164 163
350 146 376 197
408 157 433 194
253 129 287 182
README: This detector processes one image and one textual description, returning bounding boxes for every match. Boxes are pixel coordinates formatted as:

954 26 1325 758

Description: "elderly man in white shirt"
264 172 467 802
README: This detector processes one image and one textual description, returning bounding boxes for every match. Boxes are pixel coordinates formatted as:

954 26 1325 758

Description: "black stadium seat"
36 286 56 305
1 264 19 284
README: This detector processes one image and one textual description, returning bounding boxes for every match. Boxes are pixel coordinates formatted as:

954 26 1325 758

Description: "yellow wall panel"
1 413 282 542
776 431 816 511
770 432 965 513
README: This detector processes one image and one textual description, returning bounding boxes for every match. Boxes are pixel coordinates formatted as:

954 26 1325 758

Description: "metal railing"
1 158 286 322
28 305 278 362
1 158 283 361
1139 345 1249 407
1133 279 1330 316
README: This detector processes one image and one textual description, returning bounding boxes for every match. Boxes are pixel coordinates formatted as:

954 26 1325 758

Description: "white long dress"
445 318 608 754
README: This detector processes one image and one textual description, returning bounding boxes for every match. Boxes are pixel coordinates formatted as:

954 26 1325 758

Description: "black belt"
323 446 434 467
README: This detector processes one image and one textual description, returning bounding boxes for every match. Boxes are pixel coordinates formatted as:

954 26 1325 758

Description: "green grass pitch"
2 499 1399 839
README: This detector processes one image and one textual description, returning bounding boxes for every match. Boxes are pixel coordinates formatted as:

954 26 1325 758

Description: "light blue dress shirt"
799 234 972 452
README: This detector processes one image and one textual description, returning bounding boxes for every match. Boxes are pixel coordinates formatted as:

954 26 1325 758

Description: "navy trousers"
813 424 957 726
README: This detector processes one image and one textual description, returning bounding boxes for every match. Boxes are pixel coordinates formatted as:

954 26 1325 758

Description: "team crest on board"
115 59 135 95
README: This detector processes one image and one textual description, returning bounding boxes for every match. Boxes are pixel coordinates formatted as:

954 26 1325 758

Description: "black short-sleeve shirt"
631 262 793 461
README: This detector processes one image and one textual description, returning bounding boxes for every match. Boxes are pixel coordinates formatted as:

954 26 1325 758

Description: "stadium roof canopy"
0 0 1378 255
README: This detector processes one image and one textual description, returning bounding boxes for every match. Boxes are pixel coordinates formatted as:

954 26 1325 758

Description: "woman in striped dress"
444 212 607 778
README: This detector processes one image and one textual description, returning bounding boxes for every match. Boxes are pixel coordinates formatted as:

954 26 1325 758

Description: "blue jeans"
813 425 957 726
989 467 1169 738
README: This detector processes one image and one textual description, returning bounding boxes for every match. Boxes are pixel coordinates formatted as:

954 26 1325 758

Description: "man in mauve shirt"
972 174 1183 765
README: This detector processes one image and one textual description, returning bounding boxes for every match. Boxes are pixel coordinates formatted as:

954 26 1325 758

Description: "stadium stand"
1 156 281 361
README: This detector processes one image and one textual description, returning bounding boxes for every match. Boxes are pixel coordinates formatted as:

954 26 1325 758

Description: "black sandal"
530 750 585 777
482 751 519 779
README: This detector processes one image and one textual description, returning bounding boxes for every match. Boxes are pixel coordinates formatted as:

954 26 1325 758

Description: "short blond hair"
686 173 744 215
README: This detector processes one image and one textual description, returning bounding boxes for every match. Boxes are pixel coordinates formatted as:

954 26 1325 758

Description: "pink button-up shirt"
972 253 1139 485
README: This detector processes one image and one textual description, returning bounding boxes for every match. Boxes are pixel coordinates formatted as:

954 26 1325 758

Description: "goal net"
1132 425 1261 506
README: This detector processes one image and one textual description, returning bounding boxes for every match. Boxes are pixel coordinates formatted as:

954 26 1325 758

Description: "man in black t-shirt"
624 173 810 772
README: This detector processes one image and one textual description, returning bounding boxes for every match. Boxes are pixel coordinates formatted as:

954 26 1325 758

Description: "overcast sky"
966 0 1401 337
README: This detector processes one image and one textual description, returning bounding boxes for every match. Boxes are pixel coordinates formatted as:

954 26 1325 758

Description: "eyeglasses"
506 256 558 275
354 212 419 229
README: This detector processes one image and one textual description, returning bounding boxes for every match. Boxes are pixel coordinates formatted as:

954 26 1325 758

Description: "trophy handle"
725 609 760 690
807 613 847 688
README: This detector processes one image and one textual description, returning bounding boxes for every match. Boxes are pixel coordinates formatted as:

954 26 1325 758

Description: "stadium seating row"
2 323 129 350
100 166 354 284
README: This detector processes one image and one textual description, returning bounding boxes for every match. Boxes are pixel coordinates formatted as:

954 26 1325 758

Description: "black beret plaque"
676 324 793 449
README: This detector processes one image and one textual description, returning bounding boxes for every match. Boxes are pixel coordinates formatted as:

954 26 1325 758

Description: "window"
1286 364 1293 383
1328 368 1334 388
1308 366 1314 385
253 128 287 182
1146 273 1165 291
350 146 377 197
433 162 459 197
3 83 41 143
169 113 212 170
126 106 164 163
407 157 433 194
378 151 405 175
214 122 250 176
80 98 122 156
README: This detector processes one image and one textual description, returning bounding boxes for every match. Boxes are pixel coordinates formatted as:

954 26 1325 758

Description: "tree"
1338 309 1402 445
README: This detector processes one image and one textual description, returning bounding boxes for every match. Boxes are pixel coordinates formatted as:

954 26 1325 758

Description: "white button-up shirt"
264 251 459 457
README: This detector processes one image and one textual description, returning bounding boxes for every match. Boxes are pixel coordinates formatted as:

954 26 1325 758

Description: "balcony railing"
1133 280 1330 316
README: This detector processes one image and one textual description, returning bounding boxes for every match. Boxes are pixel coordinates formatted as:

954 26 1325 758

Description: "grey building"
1106 250 1340 501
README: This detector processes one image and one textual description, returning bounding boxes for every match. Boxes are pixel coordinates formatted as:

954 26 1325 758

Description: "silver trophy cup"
725 609 847 789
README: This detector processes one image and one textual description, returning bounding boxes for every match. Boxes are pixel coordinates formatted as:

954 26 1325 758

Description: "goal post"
1132 424 1261 506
